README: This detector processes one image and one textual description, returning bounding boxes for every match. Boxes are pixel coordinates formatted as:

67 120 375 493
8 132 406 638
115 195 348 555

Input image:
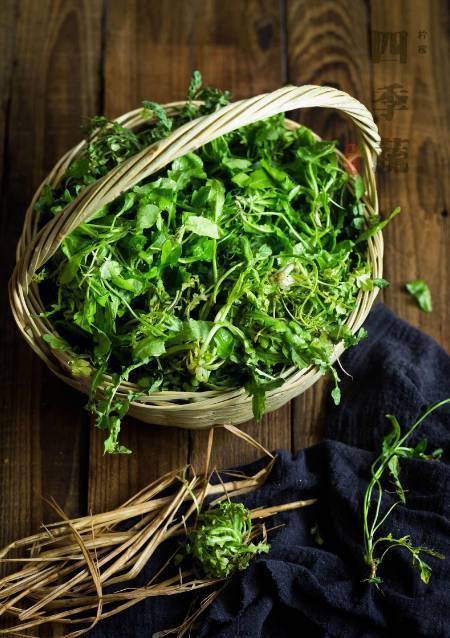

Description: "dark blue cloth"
90 304 450 638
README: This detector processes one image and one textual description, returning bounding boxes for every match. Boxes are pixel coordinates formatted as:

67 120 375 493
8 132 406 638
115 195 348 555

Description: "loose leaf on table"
405 279 433 312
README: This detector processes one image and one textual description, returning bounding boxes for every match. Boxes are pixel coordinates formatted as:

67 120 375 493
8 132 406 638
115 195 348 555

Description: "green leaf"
383 415 402 454
416 557 432 584
182 319 212 341
331 385 341 405
141 101 172 135
68 358 92 378
342 326 368 348
387 454 405 503
374 278 390 289
405 280 432 313
231 172 250 188
214 328 235 358
185 215 220 239
103 416 132 455
59 254 83 284
94 333 111 361
414 438 428 455
260 160 295 190
244 167 274 190
354 175 365 200
43 333 70 352
188 236 214 261
136 203 160 231
208 179 225 220
222 157 252 172
160 237 182 267
169 153 206 189
245 378 284 422
357 207 400 243
110 275 143 293
187 69 202 100
100 259 122 280
133 337 166 362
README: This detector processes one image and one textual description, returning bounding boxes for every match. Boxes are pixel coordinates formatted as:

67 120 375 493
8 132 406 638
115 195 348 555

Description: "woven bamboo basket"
9 85 383 429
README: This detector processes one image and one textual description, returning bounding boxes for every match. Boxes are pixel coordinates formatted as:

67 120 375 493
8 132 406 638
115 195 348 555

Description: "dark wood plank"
190 406 292 474
0 0 16 181
286 0 373 447
103 0 286 113
0 0 103 550
292 377 332 449
370 0 449 350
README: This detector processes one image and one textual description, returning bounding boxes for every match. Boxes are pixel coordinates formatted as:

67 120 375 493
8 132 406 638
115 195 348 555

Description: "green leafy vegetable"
35 72 395 453
363 399 449 585
43 333 70 352
181 501 269 578
405 279 433 312
356 207 400 243
184 215 220 238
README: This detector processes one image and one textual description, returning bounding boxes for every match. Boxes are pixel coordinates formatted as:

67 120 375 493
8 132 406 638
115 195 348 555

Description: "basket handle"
16 84 380 281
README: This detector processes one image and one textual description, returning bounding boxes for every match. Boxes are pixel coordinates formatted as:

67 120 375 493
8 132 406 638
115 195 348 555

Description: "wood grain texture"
286 0 372 136
370 0 449 350
189 405 292 473
0 0 16 181
286 0 373 448
104 0 285 115
0 0 102 547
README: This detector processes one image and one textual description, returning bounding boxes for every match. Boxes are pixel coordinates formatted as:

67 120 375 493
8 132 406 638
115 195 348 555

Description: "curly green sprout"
182 501 270 579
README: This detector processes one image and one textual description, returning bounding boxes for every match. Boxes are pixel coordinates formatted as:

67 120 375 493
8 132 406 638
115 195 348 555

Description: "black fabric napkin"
90 304 450 638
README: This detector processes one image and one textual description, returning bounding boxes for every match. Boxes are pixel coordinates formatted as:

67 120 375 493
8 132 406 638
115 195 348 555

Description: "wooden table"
0 0 448 602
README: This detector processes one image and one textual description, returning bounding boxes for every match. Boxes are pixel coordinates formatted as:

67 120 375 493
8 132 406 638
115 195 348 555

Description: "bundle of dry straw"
0 425 316 637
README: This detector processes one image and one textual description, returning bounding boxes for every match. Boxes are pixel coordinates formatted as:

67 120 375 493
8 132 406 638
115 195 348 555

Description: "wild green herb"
363 399 449 585
406 279 433 313
180 501 269 578
36 72 392 453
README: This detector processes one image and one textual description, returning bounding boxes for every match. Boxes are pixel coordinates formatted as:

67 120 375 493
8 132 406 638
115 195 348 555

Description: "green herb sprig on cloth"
363 399 449 585
36 73 394 453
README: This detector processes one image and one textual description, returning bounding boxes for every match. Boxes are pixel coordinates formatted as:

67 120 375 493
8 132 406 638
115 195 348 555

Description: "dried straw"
0 426 317 637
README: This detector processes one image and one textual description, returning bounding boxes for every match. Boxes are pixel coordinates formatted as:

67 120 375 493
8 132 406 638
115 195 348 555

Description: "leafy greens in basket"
36 73 392 453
